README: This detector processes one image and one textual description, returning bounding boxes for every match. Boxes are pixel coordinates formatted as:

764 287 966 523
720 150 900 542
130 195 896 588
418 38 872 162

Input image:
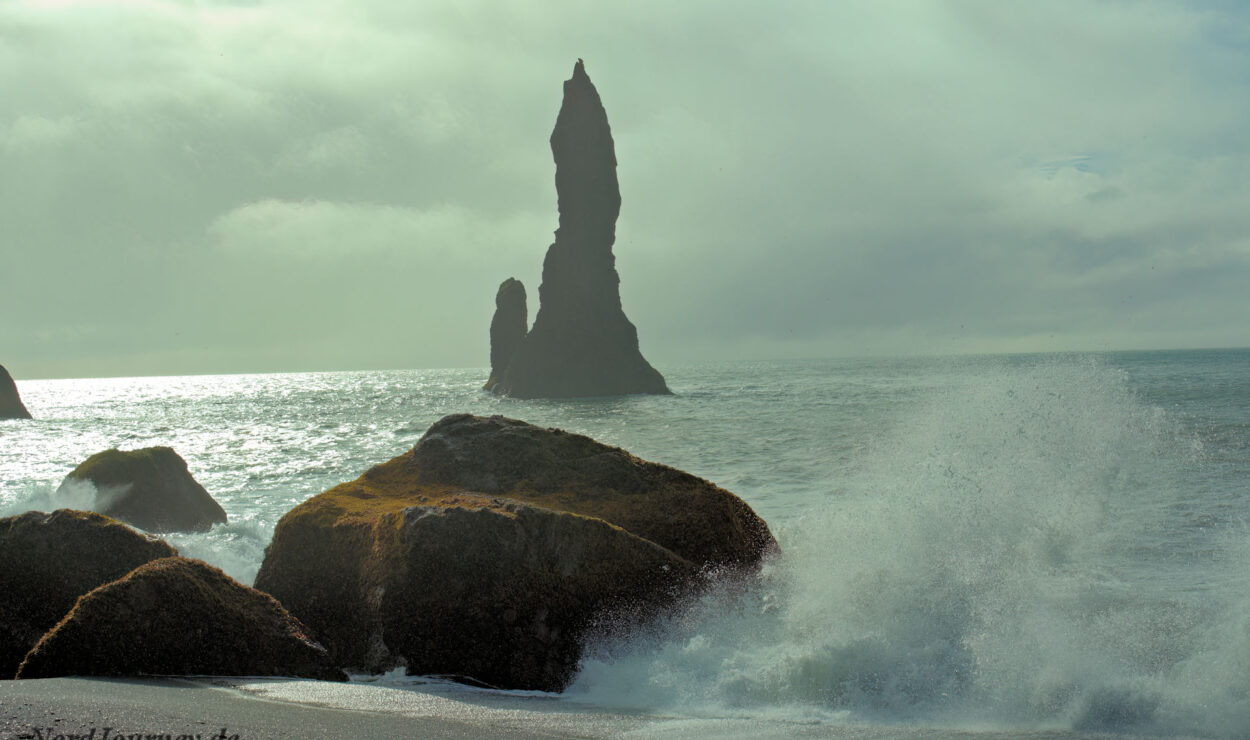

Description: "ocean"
2 350 1248 738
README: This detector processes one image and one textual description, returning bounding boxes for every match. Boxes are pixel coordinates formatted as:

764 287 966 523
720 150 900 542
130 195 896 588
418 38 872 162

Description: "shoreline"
0 677 1135 739
0 677 574 740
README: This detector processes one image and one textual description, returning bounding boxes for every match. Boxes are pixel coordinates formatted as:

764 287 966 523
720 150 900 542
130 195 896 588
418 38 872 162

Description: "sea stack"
0 365 32 420
483 278 528 392
488 60 670 398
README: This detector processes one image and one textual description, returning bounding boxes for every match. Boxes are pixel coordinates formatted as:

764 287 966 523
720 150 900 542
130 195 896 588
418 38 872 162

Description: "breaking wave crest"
568 359 1250 737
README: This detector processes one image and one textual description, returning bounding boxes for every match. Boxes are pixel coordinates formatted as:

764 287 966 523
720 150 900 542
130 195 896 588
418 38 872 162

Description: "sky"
2 0 1249 379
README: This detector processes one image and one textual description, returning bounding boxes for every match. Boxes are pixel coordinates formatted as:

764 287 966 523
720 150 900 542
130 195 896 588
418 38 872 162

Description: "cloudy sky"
2 0 1248 379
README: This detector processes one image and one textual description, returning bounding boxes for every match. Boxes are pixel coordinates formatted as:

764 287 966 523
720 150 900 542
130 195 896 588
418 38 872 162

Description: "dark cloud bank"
2 1 1248 379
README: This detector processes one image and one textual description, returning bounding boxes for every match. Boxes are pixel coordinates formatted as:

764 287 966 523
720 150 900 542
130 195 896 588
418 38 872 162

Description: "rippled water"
3 350 1249 737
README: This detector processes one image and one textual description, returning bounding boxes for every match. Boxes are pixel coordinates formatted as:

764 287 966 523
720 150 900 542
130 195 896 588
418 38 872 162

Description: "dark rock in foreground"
409 414 776 567
17 557 346 682
484 277 528 392
488 61 670 399
60 446 227 533
0 364 31 420
255 413 774 691
0 509 177 678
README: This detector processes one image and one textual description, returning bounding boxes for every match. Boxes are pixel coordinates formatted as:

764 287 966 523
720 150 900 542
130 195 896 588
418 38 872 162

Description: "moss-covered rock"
60 446 227 533
17 557 346 682
0 364 32 420
254 414 775 691
407 414 777 568
0 509 177 679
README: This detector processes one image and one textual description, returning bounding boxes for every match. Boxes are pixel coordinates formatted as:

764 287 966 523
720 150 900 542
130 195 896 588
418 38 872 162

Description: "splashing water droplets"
570 358 1243 735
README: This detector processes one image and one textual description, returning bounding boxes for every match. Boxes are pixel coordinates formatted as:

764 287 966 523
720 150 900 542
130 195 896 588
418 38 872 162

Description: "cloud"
207 199 541 259
2 114 83 151
2 0 1249 378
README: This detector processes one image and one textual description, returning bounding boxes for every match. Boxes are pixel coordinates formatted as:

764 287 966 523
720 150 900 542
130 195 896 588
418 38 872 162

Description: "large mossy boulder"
60 446 227 533
0 509 177 678
255 414 776 691
0 364 32 420
17 557 346 682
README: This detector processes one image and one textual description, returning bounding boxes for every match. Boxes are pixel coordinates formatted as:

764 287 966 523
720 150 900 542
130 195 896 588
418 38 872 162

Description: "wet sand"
0 677 573 739
0 677 1128 739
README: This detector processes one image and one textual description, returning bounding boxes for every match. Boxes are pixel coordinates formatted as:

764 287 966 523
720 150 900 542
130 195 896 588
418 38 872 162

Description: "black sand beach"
0 678 562 739
0 677 1131 739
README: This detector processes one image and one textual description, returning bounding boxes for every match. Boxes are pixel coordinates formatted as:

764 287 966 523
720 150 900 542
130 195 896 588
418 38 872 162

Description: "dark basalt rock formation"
60 446 228 533
255 413 775 691
0 364 32 420
409 414 776 567
0 509 177 678
484 277 528 392
488 60 670 399
17 557 346 681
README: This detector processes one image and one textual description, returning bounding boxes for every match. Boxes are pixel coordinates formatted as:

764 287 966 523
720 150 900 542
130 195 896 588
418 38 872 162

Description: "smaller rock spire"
484 278 528 391
0 364 32 420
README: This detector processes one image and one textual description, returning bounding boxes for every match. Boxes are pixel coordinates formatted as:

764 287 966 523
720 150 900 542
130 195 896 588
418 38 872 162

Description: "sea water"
2 351 1248 738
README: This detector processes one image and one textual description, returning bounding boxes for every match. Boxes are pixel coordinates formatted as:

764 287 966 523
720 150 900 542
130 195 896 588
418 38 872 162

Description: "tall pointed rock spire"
487 60 669 398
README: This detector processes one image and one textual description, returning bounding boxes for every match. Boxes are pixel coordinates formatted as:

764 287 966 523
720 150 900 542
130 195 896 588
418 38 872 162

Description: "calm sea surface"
3 350 1248 737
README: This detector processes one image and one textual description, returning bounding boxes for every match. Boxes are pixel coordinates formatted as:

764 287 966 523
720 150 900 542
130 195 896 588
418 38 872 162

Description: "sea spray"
0 479 270 586
3 356 1248 736
4 477 105 516
162 518 273 585
1155 527 1250 735
568 358 1247 736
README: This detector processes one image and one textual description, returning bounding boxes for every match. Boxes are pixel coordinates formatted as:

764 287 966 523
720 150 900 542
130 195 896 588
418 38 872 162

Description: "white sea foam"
567 359 1250 737
163 517 274 585
3 355 1248 736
